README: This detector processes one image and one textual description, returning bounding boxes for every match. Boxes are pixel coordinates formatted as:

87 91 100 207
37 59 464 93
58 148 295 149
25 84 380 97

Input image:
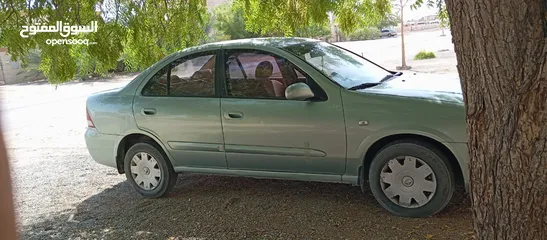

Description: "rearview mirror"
309 47 325 58
285 83 314 100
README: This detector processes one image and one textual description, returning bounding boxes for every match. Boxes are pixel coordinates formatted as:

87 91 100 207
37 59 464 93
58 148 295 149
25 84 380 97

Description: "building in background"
399 14 440 32
0 48 44 85
0 48 19 85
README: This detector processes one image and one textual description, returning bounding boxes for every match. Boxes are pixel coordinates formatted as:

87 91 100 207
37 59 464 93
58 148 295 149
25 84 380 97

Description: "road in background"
336 29 458 75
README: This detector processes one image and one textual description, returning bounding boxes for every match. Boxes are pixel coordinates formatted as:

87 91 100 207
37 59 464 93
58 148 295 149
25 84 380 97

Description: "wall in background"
0 49 45 85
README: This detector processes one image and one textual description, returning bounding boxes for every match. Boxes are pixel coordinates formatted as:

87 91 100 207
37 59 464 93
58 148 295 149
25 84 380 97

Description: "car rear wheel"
368 140 455 217
124 143 177 198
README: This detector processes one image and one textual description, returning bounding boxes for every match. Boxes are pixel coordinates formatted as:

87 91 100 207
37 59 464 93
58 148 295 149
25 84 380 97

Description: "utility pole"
396 0 412 70
0 57 5 85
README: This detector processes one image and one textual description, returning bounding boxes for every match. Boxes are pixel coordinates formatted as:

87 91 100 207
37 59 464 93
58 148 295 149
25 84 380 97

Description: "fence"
397 23 441 32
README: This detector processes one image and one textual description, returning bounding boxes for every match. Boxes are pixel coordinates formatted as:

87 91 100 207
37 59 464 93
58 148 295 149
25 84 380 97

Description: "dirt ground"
2 29 475 239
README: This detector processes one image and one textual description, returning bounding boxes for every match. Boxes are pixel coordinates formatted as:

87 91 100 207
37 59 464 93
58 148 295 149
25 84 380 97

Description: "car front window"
283 41 390 89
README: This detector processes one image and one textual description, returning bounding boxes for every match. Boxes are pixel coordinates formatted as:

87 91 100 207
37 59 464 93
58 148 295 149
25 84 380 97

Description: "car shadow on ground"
20 174 473 240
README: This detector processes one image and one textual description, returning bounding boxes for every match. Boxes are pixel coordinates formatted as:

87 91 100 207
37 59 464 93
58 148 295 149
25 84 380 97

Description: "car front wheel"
124 142 177 198
368 140 455 217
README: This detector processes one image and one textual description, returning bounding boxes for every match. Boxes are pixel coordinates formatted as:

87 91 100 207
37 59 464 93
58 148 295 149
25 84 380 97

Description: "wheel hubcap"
402 176 414 187
130 152 162 190
380 156 437 208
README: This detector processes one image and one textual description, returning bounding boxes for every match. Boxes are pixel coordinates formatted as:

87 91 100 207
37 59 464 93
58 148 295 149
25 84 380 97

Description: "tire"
368 139 455 217
124 142 177 198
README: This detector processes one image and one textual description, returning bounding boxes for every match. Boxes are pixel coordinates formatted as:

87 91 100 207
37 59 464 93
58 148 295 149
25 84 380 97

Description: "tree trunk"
445 0 547 239
0 130 17 239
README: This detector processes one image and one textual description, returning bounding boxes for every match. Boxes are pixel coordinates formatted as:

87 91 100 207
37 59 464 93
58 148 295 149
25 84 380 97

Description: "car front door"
133 50 227 169
219 48 346 175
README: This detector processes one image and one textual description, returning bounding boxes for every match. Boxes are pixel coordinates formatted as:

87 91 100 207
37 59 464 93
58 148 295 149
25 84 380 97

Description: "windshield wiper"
348 82 381 90
379 71 403 82
379 74 394 82
349 71 404 90
379 72 400 82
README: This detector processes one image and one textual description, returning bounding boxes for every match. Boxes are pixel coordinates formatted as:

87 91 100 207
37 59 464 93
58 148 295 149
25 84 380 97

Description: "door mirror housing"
285 83 315 100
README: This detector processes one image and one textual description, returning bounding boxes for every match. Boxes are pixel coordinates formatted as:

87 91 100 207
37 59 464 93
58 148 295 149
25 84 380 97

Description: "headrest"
255 61 273 79
191 69 214 80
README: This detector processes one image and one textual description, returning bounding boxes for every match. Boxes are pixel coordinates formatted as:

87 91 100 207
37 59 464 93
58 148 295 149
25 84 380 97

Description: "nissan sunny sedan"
85 38 468 218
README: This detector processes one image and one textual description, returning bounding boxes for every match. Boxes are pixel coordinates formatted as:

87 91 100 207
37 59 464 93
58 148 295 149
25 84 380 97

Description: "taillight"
86 107 95 128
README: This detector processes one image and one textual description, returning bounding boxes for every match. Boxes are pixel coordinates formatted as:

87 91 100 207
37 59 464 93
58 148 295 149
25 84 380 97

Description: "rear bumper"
84 128 121 168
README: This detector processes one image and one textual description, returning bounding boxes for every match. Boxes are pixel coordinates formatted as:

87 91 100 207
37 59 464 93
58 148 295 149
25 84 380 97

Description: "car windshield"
283 41 391 89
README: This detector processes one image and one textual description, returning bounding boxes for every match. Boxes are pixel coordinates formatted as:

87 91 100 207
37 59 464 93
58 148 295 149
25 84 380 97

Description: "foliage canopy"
0 0 209 83
210 2 260 41
0 0 390 83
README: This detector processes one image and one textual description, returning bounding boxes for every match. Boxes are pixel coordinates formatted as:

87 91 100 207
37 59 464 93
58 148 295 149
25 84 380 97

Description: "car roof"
183 37 320 53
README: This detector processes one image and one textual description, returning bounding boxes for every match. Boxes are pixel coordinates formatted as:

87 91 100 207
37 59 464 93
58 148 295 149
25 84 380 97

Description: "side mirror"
285 82 315 100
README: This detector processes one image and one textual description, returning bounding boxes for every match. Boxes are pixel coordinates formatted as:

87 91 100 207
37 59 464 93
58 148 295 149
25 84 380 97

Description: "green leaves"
210 2 260 40
235 0 390 35
438 4 449 28
411 0 439 10
0 0 208 83
0 0 390 84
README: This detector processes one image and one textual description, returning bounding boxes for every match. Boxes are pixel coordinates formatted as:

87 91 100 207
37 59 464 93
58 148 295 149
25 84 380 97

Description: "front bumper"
450 142 470 191
84 128 122 168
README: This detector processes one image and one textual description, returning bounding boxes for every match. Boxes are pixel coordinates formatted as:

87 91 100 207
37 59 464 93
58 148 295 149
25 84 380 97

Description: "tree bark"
445 0 547 239
0 127 17 239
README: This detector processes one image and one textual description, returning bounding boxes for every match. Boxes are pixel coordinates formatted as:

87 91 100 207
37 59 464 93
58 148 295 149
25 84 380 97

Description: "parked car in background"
85 37 468 218
380 29 397 37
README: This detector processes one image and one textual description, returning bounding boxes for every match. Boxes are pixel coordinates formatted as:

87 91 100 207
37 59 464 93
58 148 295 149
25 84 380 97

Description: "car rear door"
219 48 346 175
133 50 227 169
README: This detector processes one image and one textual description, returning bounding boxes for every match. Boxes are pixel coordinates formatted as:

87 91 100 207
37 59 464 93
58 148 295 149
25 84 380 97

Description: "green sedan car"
85 37 468 217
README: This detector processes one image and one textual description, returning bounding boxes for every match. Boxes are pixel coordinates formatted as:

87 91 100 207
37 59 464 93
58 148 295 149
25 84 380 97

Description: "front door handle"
141 108 157 116
224 111 244 119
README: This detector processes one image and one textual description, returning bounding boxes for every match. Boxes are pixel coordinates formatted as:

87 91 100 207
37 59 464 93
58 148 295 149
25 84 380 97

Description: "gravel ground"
2 29 474 239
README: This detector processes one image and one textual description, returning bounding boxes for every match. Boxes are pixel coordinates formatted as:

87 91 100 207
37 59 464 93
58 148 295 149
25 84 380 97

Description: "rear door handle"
141 108 157 116
224 111 244 119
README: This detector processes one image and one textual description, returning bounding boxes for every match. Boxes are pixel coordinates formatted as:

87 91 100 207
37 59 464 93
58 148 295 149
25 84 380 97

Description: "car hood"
357 73 464 104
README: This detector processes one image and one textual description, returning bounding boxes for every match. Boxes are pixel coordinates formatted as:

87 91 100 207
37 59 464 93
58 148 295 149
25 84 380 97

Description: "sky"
403 4 439 21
